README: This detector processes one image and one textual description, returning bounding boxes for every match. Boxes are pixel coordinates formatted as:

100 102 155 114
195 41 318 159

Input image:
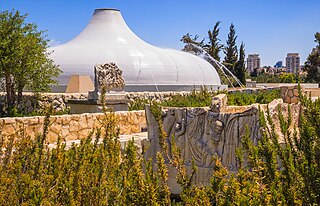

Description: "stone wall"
0 91 195 114
0 92 88 114
144 94 301 193
0 110 146 143
280 85 303 103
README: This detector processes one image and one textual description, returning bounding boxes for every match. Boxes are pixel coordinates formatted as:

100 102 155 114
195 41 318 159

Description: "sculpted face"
213 120 223 142
206 114 224 143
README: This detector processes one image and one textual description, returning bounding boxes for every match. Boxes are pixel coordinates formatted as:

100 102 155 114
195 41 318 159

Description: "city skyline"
1 0 319 66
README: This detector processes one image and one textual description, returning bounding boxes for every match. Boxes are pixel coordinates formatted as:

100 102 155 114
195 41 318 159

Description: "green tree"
279 73 296 83
223 23 238 73
205 21 223 61
234 42 246 84
0 10 61 116
180 33 205 55
305 32 320 83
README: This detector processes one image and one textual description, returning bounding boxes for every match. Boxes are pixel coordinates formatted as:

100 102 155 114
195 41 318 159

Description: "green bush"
1 88 319 205
227 89 280 106
129 87 280 111
129 87 221 111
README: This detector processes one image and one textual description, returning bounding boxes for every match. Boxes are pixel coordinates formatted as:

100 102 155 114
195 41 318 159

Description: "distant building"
274 61 283 68
247 54 260 73
286 53 300 74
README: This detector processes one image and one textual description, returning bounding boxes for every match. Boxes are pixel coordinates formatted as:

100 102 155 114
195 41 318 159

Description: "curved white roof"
49 9 221 89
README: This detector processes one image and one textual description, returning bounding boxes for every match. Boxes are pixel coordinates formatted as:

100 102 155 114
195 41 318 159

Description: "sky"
1 0 320 66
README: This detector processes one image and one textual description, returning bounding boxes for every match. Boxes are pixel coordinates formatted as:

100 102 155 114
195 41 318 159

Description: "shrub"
0 88 319 205
227 89 280 106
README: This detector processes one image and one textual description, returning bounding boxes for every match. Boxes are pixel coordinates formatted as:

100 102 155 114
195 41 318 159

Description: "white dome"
49 9 222 91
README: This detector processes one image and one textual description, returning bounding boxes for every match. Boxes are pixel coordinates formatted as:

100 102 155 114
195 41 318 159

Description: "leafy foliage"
0 87 319 205
0 9 61 116
205 21 223 62
129 87 218 111
223 23 238 73
129 88 280 110
227 89 281 106
251 72 301 83
305 32 320 83
234 42 246 84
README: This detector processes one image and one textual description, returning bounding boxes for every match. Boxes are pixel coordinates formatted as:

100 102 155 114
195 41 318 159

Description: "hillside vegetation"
0 90 319 205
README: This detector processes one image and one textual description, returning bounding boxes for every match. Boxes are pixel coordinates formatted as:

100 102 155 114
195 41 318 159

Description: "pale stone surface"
288 89 294 97
1 124 16 137
0 111 146 143
90 62 125 101
281 85 305 104
210 94 227 112
65 75 94 93
144 96 301 194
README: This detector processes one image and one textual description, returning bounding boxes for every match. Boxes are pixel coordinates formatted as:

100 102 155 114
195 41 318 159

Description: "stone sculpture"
89 62 126 101
144 96 261 193
94 62 125 92
70 62 128 113
146 105 260 169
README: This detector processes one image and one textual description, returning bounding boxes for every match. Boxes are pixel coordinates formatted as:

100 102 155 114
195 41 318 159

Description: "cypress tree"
223 23 238 73
234 42 246 85
206 21 223 61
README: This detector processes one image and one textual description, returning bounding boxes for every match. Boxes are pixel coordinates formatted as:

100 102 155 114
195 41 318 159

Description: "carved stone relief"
144 105 260 172
94 62 125 91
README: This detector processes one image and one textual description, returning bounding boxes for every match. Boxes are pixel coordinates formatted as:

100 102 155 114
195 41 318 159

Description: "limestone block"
65 132 79 141
34 124 44 135
93 119 102 128
291 96 298 103
25 126 36 138
50 123 62 134
61 126 70 138
71 115 80 121
4 118 16 125
38 117 45 124
284 96 291 103
120 126 130 135
49 117 57 124
288 89 294 97
267 98 283 110
1 124 16 136
130 113 140 126
28 117 39 125
54 117 63 124
78 114 88 129
280 86 287 93
293 89 299 97
62 115 72 125
47 131 59 143
69 120 79 132
58 97 64 104
83 114 93 128
78 128 91 139
130 126 140 134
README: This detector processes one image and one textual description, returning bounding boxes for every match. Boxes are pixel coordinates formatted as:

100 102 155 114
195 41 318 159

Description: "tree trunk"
17 85 23 106
5 72 15 115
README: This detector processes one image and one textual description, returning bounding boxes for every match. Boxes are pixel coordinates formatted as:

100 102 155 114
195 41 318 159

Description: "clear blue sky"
1 0 320 66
